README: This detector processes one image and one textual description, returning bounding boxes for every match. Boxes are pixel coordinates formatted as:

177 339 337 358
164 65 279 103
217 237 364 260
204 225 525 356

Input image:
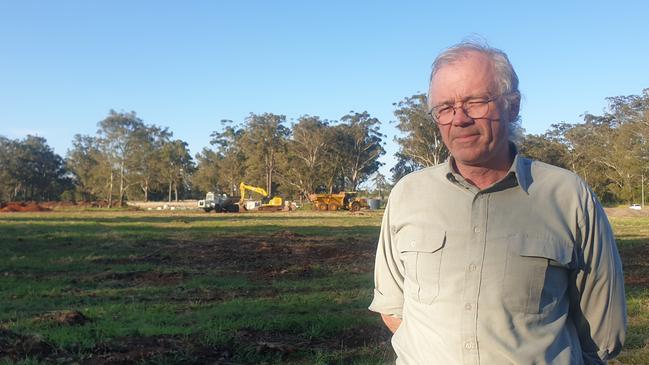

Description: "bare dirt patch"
131 232 377 279
31 310 89 326
0 202 51 212
73 270 186 286
619 239 649 288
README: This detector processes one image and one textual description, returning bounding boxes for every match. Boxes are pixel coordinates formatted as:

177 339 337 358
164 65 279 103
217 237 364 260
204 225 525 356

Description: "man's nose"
451 105 473 126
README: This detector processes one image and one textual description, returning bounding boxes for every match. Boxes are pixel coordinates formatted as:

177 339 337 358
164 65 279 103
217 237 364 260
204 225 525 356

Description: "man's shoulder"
521 156 589 193
392 163 447 194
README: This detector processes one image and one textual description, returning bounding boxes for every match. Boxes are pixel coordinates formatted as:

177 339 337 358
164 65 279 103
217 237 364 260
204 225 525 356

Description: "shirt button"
410 240 416 248
465 303 472 310
468 264 477 271
464 341 476 350
473 226 480 233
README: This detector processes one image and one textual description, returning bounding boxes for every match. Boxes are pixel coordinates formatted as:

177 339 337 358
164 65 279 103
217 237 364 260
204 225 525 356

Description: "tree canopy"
1 88 647 206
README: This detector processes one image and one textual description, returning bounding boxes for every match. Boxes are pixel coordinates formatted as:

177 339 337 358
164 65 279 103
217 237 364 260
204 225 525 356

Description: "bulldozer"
308 192 367 211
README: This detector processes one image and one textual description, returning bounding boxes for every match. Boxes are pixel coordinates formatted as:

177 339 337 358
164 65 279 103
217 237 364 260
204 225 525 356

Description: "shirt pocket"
503 234 572 314
397 228 446 304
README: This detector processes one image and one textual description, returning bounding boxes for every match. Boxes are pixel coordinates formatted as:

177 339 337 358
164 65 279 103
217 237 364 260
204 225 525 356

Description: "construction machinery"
239 182 287 211
308 192 368 211
198 183 290 213
198 192 240 212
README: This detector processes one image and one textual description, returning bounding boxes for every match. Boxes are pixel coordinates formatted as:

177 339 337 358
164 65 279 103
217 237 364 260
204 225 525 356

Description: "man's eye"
437 106 453 114
466 100 488 106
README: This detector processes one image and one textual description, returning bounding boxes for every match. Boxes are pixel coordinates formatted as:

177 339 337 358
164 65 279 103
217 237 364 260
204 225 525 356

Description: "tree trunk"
141 179 149 202
174 181 178 202
108 171 114 208
118 161 125 207
168 180 173 202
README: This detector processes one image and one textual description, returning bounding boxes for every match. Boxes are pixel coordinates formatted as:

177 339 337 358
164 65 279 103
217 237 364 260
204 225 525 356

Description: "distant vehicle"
629 204 642 210
308 192 368 211
198 192 240 212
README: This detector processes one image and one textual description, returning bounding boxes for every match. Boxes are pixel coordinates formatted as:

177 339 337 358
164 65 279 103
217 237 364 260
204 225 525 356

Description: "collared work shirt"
369 155 626 365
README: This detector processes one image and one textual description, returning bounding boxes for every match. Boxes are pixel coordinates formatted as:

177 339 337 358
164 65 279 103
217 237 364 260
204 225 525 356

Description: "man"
369 42 626 364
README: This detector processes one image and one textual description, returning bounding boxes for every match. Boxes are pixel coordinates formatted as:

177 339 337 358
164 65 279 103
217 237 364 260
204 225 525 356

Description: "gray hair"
428 40 523 143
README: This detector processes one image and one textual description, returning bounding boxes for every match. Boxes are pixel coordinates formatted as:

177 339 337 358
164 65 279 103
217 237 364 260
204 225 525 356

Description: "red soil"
0 202 51 212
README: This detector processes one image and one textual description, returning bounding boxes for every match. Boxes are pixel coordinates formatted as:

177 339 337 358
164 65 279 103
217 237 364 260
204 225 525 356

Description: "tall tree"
393 94 448 168
208 120 246 195
96 110 147 207
239 113 289 195
66 134 111 201
519 133 569 168
192 148 223 195
0 135 68 201
282 115 331 198
127 125 172 201
335 111 385 191
159 139 194 202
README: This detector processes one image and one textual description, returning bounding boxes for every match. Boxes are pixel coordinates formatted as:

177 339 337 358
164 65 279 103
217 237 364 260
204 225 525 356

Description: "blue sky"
1 1 648 179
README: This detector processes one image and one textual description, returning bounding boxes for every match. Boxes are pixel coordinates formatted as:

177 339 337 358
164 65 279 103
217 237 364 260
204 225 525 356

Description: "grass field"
0 208 647 364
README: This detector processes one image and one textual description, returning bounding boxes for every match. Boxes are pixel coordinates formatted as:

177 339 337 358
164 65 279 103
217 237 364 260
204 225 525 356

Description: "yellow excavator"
239 182 285 211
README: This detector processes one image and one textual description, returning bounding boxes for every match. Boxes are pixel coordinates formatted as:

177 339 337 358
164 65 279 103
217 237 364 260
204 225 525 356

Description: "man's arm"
571 188 626 362
381 313 402 334
368 197 406 322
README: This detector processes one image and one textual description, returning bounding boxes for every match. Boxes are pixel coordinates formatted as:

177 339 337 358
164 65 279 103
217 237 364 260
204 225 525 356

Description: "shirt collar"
444 143 532 194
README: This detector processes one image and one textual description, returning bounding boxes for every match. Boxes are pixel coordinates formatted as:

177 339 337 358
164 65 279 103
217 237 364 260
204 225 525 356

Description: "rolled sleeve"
368 197 405 318
572 187 626 362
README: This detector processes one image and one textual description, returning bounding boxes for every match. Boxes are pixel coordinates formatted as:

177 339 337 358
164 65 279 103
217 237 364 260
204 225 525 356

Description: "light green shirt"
369 155 626 365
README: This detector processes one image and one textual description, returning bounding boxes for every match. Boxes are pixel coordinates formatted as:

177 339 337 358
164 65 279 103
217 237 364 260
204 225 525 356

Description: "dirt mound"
270 230 305 240
31 310 89 326
0 202 51 212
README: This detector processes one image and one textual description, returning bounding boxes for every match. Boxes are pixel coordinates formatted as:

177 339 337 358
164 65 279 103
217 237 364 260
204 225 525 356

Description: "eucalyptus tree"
0 135 67 201
0 136 19 200
239 113 289 195
208 120 246 195
159 139 194 202
67 134 111 201
393 94 448 168
518 133 569 169
335 111 385 191
96 110 147 207
128 125 172 201
192 147 222 195
282 115 331 198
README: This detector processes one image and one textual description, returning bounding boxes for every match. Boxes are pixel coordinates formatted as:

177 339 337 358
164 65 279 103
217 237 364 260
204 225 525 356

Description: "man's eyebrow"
432 93 490 107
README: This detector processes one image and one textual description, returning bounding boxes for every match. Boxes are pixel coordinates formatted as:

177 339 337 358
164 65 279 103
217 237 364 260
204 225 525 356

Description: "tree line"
1 89 647 205
0 110 385 206
391 89 649 204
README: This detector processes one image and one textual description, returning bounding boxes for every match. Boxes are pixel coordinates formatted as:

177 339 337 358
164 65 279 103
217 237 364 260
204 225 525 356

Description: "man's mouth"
453 134 479 143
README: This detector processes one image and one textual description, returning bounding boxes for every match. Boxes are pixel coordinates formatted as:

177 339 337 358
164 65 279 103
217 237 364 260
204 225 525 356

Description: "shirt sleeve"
368 197 405 318
570 186 626 362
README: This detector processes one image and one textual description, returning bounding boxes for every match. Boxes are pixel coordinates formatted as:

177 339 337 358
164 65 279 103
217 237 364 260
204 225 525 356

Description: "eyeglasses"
429 95 501 125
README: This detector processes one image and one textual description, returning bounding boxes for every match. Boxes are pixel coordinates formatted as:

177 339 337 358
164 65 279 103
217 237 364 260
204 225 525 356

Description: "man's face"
428 52 512 168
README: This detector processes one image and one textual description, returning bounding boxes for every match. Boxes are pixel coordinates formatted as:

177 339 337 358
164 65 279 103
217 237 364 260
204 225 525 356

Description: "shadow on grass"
0 222 381 240
0 211 381 224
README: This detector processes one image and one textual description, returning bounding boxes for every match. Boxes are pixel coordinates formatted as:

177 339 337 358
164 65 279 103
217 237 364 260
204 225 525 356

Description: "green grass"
0 209 647 364
0 209 391 364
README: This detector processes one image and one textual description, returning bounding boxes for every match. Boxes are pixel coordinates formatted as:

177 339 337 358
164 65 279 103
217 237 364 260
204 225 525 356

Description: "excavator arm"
239 182 269 203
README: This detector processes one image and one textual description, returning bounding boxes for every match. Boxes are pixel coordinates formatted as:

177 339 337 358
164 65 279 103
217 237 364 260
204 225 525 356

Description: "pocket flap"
397 229 446 253
516 235 572 265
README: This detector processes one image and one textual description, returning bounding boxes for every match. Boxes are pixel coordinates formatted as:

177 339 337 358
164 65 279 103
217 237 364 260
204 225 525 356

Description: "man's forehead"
429 52 496 102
